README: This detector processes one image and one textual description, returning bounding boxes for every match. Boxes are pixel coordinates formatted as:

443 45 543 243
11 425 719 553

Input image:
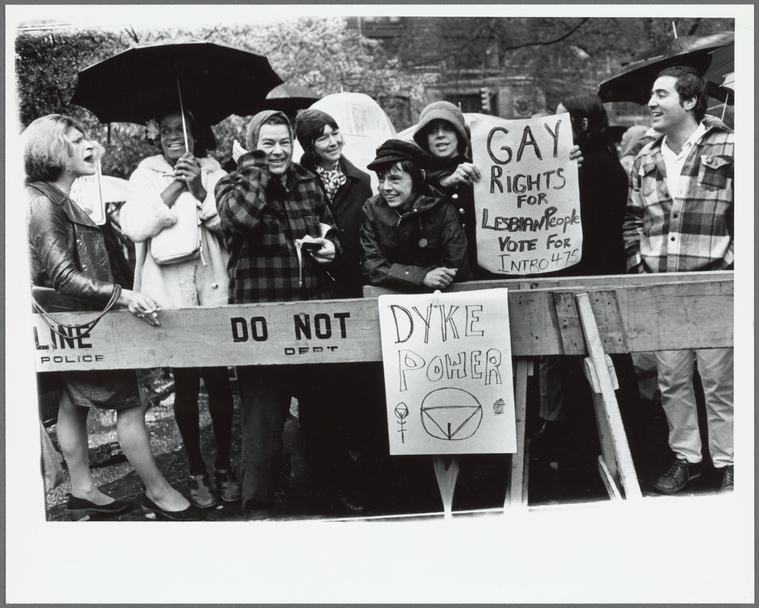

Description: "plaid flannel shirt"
623 116 734 273
216 151 340 304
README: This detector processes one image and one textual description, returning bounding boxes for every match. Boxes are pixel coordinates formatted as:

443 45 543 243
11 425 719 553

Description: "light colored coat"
121 154 229 308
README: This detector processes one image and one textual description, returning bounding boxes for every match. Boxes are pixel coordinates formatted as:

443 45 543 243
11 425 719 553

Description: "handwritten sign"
377 289 516 456
471 114 581 275
69 160 107 225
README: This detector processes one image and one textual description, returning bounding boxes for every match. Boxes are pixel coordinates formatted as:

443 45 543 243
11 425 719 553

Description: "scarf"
315 163 347 201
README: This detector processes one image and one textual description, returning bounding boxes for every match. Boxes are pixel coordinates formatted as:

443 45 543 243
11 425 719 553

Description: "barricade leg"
432 456 460 518
576 293 642 500
504 357 531 509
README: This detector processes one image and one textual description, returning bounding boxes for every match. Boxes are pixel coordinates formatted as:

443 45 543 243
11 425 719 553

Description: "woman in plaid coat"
216 110 340 519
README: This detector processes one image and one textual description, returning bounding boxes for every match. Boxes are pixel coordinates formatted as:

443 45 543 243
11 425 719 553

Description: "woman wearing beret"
361 139 472 290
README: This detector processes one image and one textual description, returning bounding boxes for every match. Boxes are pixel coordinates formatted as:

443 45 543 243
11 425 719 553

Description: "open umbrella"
263 84 320 120
70 41 283 126
597 31 734 105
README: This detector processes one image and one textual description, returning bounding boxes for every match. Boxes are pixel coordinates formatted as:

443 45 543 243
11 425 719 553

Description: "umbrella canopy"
704 42 735 91
597 31 734 106
263 84 320 120
70 41 283 126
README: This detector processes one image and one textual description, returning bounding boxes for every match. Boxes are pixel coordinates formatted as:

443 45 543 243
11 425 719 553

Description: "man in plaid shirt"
623 66 734 495
216 110 341 518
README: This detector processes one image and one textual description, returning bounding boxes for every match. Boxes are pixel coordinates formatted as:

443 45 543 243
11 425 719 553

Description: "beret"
367 139 431 172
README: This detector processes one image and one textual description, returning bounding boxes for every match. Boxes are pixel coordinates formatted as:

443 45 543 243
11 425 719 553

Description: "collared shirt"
622 116 734 273
661 121 707 200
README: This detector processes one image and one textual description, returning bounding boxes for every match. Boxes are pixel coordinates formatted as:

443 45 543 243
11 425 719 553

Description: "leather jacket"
27 181 117 310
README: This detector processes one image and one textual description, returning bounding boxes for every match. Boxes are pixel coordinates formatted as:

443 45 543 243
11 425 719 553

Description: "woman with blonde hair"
25 114 199 520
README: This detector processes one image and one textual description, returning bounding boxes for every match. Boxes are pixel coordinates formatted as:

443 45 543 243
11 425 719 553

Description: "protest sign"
471 113 581 275
377 289 516 456
70 160 107 225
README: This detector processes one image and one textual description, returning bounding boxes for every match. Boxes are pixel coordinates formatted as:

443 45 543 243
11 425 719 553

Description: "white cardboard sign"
378 289 516 456
471 113 582 275
69 160 107 225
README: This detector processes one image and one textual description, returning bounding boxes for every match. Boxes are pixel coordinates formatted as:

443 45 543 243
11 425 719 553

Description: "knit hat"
367 139 431 172
245 110 293 151
412 101 468 154
294 109 339 151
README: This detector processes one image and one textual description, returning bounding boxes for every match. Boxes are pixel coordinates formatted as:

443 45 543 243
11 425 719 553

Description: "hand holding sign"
440 162 482 188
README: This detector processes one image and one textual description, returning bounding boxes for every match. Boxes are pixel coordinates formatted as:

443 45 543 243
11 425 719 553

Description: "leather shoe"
188 473 218 509
215 468 242 502
142 495 204 521
67 494 134 521
333 495 366 515
653 459 702 494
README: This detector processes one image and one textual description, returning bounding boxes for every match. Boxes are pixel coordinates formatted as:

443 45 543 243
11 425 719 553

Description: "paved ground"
42 366 725 522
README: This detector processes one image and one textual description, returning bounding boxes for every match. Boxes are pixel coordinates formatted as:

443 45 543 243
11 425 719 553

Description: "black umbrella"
70 41 283 126
263 84 320 120
597 31 734 106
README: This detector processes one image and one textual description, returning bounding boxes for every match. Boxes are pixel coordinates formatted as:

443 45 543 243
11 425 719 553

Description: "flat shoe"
215 468 242 502
67 494 134 521
333 495 367 515
142 496 204 521
188 473 218 509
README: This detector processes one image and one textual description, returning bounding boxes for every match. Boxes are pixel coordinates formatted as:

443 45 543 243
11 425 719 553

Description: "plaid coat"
216 151 340 304
623 116 734 273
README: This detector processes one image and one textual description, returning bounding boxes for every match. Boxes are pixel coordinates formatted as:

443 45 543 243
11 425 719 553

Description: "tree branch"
500 18 590 51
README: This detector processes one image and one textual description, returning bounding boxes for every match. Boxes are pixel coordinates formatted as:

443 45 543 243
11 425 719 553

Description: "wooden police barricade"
32 271 734 512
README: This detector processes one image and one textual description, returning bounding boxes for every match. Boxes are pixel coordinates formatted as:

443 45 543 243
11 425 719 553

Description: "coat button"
452 194 458 200
211 282 219 288
459 208 465 214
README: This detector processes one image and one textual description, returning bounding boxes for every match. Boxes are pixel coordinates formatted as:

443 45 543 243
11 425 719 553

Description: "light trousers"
656 348 733 467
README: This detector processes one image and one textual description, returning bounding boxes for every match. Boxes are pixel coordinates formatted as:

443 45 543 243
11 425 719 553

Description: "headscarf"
245 110 293 151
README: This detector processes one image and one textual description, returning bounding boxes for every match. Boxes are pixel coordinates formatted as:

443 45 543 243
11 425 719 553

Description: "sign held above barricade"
471 113 582 275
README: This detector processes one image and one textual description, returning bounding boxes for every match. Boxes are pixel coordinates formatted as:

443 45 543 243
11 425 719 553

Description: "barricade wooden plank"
362 270 732 298
552 292 584 355
32 274 733 372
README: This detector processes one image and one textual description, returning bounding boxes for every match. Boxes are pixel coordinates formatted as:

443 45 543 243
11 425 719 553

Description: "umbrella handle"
177 78 190 152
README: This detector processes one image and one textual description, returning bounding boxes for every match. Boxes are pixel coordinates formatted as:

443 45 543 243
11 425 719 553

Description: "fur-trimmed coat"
121 154 229 308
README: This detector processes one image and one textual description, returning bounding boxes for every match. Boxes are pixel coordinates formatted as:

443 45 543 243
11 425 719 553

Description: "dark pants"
172 366 234 475
235 364 340 509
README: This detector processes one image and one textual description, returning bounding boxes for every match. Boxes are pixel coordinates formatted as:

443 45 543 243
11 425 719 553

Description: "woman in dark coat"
412 101 493 279
295 108 373 298
24 114 199 520
294 109 374 513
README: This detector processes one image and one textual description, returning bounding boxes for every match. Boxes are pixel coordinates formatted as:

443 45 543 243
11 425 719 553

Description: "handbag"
31 284 121 340
149 196 201 265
